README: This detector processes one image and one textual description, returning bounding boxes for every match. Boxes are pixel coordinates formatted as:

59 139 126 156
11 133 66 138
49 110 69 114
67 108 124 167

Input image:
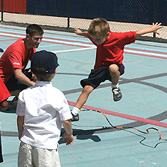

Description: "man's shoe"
11 96 18 107
71 113 79 122
0 106 9 112
112 87 122 101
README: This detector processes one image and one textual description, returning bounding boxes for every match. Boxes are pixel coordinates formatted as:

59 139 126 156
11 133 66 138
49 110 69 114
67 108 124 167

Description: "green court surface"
0 24 167 167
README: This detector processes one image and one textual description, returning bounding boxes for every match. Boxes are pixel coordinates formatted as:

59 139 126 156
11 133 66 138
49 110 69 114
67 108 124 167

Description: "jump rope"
73 109 167 148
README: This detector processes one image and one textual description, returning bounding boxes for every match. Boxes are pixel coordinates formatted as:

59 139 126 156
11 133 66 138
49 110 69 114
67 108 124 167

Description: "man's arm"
74 29 88 37
62 120 74 145
17 116 24 140
14 68 35 87
136 23 163 36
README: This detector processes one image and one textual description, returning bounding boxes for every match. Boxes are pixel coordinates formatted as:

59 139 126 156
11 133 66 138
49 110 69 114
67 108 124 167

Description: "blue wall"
27 0 68 17
157 0 167 25
27 0 166 25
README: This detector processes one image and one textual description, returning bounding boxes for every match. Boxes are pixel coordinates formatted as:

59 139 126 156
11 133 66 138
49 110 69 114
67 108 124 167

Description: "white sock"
112 83 119 89
71 107 80 115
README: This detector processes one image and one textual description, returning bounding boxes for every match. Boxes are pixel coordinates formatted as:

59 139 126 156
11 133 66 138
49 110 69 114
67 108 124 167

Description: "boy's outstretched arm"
62 120 74 145
74 29 88 37
136 23 163 36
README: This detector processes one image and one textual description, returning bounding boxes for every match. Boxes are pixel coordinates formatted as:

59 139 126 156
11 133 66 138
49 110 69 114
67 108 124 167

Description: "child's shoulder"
109 31 136 40
52 86 64 96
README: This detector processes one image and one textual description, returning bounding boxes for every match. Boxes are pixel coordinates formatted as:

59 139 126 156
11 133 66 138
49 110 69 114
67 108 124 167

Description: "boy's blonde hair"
88 18 110 37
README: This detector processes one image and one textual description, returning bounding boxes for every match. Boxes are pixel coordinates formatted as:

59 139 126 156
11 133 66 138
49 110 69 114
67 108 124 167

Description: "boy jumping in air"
71 18 163 121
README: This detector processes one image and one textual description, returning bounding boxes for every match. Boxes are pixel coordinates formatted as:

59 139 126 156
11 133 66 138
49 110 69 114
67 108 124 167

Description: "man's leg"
0 100 8 110
6 70 32 106
0 77 11 110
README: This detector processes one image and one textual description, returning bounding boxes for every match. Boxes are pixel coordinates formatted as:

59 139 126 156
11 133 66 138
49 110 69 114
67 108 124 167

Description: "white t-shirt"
16 81 72 149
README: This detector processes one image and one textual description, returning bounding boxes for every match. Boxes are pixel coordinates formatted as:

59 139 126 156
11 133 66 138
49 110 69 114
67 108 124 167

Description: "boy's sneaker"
71 113 79 122
112 87 122 101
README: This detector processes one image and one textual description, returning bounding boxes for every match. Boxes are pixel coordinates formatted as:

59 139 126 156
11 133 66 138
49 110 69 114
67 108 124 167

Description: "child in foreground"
71 18 163 121
16 50 73 167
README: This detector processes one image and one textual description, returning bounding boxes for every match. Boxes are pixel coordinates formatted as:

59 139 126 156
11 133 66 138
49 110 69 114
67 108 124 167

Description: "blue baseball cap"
31 50 59 74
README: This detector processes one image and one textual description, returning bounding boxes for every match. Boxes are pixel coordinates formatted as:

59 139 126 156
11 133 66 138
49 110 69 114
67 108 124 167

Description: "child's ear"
26 34 30 40
31 72 37 82
106 32 110 37
55 67 57 73
105 32 110 40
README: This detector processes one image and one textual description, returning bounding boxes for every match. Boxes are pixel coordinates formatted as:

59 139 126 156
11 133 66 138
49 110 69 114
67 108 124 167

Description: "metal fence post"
153 0 157 38
67 0 71 28
1 0 3 22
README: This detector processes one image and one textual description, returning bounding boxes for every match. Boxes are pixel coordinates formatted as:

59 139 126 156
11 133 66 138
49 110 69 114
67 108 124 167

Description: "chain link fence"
0 0 167 41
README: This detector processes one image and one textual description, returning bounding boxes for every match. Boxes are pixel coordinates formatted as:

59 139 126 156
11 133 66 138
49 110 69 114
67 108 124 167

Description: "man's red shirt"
0 38 36 83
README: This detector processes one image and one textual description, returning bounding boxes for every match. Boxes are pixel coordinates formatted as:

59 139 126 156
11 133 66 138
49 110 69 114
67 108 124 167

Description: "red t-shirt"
88 31 136 69
0 38 36 83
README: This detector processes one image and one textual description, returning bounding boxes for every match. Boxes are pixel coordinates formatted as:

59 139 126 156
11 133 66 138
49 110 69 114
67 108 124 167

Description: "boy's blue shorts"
80 64 124 89
5 69 32 92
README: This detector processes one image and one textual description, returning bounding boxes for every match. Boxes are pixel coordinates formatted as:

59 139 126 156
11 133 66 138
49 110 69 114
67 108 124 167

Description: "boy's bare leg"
71 85 94 121
109 64 122 101
75 85 94 110
109 64 120 85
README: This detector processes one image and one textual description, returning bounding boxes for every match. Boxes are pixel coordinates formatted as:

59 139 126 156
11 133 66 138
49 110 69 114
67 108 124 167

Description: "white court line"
125 49 167 58
0 32 94 47
52 47 167 58
43 38 93 47
0 31 167 58
52 47 96 53
0 32 24 38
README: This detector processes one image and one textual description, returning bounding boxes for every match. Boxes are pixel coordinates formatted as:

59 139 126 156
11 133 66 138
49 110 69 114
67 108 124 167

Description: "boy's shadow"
59 128 101 144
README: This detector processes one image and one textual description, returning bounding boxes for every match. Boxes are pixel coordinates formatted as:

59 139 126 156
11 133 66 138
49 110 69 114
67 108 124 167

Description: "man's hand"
14 68 35 86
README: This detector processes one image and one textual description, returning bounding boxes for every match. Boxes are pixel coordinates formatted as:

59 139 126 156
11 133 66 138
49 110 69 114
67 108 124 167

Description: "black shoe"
0 106 9 112
112 87 122 101
71 113 79 122
11 96 18 107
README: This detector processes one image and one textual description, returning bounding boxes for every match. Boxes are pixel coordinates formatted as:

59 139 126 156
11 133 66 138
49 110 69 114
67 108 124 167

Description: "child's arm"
136 23 163 36
62 120 74 145
74 29 88 37
17 116 24 140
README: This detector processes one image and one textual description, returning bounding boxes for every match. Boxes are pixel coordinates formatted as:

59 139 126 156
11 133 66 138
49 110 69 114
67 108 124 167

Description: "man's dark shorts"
81 64 124 89
5 69 32 92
